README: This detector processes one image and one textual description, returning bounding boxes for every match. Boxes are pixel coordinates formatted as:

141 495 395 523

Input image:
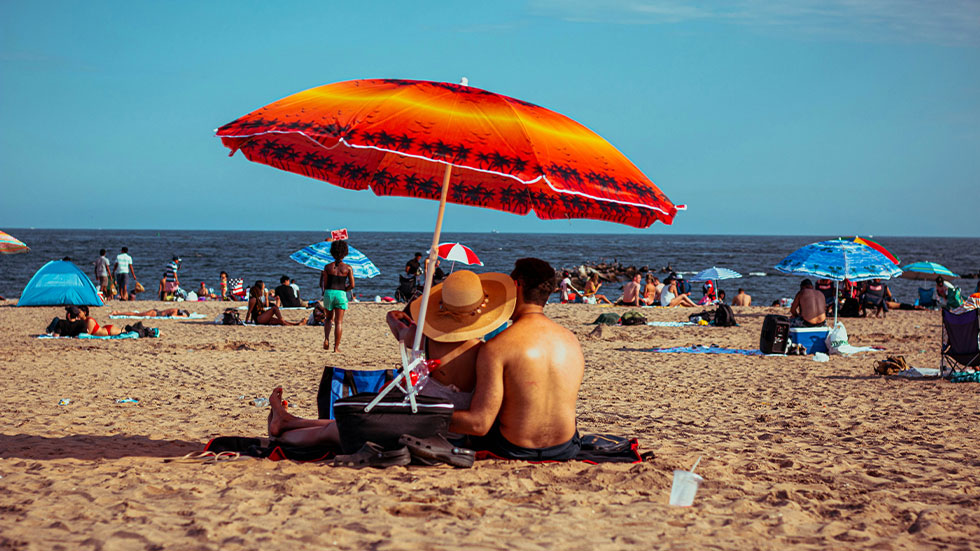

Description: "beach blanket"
38 331 141 340
646 321 696 327
949 371 980 383
649 345 765 356
892 367 941 379
110 313 207 320
834 343 878 355
202 434 643 464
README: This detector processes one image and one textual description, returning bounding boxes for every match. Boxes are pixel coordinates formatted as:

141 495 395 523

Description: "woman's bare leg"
332 309 345 352
267 388 338 447
323 311 332 350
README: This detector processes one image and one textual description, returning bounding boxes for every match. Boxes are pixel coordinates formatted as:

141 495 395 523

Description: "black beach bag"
713 304 737 327
760 314 790 354
333 391 454 453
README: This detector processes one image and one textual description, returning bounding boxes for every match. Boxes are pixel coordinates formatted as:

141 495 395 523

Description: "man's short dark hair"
330 240 348 260
280 275 290 284
414 252 423 258
511 258 555 306
800 279 813 289
121 247 128 253
738 288 744 293
99 249 106 256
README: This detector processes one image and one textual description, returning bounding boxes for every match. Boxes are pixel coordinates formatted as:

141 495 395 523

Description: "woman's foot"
267 387 297 437
323 339 330 350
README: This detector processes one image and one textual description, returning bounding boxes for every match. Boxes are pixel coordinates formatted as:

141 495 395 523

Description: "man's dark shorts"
115 273 129 293
469 424 581 461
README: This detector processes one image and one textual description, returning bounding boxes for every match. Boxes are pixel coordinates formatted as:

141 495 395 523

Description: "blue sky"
1 1 978 236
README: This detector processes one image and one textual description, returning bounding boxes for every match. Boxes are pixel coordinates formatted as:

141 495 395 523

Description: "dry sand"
1 299 977 550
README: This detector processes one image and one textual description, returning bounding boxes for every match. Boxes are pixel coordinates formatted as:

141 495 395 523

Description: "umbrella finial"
460 77 469 86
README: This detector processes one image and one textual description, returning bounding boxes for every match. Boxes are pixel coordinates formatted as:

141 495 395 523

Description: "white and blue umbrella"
775 239 902 324
900 261 958 281
290 242 380 279
775 239 902 282
690 267 742 282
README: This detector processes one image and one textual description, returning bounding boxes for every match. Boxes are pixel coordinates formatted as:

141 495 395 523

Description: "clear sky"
2 1 978 236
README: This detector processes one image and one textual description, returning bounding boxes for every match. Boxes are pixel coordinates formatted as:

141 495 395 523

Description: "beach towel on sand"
38 332 141 340
648 345 765 356
110 313 207 320
202 434 643 464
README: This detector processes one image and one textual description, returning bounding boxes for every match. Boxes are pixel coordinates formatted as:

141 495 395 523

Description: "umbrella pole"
412 163 453 353
365 163 453 414
834 280 839 326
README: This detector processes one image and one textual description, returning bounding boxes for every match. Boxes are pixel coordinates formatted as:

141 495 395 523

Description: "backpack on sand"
620 311 648 326
713 304 737 327
222 308 244 326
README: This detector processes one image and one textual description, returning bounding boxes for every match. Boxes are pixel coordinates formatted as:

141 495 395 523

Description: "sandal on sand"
398 434 475 468
332 442 411 469
164 451 247 464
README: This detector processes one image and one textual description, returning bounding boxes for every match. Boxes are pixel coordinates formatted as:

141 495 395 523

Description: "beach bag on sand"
316 366 395 420
333 391 453 454
221 308 244 326
713 304 737 327
689 310 715 324
825 322 849 355
760 314 790 354
620 311 647 326
591 313 621 325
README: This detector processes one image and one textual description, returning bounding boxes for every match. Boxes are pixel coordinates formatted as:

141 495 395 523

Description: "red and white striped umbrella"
435 243 483 266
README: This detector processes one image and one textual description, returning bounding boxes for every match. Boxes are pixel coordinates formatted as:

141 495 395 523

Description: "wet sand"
1 299 977 550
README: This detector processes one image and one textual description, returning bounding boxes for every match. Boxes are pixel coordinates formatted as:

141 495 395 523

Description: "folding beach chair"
316 366 396 419
940 309 980 377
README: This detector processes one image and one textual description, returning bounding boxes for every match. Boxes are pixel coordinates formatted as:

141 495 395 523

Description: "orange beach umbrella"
216 78 682 407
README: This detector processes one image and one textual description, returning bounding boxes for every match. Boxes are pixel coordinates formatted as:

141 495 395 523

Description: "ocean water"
1 229 977 306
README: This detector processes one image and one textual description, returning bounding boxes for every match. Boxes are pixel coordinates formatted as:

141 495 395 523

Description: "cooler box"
789 327 829 354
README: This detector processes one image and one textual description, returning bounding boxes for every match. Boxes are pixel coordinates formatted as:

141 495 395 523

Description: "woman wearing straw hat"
388 269 516 409
265 270 516 449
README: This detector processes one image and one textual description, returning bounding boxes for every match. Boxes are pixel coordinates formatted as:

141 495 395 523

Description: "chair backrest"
918 287 934 305
316 366 396 419
941 309 980 368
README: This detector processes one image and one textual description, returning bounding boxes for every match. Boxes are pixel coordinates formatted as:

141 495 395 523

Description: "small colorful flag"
330 228 349 241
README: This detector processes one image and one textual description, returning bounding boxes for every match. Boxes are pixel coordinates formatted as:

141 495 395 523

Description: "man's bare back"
732 291 751 306
480 312 583 448
450 258 585 453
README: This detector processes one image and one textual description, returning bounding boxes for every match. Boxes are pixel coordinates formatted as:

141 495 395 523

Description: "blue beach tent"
18 260 104 307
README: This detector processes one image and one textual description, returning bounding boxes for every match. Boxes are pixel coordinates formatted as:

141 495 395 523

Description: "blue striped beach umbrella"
290 241 380 279
690 267 742 282
900 261 959 281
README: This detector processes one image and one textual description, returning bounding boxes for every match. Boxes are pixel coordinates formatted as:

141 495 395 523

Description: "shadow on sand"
0 433 201 460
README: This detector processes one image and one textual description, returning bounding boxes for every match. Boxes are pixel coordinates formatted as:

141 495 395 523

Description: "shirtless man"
617 273 642 306
732 288 752 306
789 279 826 326
451 258 585 461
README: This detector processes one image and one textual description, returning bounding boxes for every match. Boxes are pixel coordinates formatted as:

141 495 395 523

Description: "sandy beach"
1 299 977 550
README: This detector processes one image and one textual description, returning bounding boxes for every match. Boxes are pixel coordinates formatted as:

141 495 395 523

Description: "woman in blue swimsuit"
319 240 355 352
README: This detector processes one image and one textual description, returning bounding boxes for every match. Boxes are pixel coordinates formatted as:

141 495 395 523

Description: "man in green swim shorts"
319 240 355 352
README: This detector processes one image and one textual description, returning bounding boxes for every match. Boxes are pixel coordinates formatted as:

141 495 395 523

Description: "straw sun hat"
410 270 516 342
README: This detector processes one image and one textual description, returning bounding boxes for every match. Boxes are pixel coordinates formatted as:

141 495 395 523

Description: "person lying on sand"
77 305 123 337
449 258 585 461
110 308 190 317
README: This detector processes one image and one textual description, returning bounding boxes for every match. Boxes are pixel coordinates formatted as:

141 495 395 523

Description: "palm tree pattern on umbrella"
217 79 680 228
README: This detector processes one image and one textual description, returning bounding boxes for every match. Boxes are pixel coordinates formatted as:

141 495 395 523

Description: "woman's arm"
319 269 328 293
244 297 254 322
346 267 355 291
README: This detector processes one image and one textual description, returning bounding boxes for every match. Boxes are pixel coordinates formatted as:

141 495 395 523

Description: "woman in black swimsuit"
319 240 354 351
245 281 296 325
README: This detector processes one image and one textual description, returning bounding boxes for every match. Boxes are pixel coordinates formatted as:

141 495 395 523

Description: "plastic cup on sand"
669 456 704 507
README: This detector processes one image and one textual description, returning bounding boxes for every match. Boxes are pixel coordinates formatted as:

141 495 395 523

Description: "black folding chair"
941 309 980 377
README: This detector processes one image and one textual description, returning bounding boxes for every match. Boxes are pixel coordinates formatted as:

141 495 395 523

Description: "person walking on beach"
163 255 181 297
319 240 354 351
112 247 136 301
450 257 585 460
94 249 110 299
